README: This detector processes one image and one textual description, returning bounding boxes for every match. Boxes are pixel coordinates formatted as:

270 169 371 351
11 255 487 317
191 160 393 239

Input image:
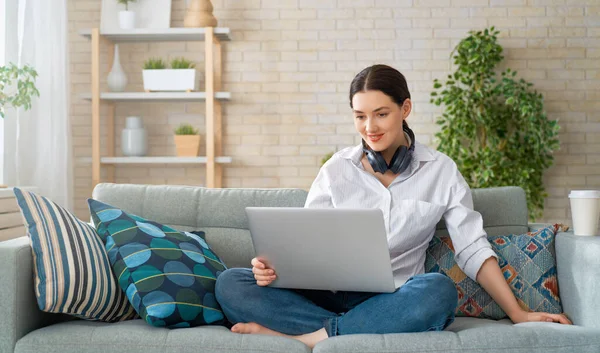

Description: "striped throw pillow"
13 188 137 322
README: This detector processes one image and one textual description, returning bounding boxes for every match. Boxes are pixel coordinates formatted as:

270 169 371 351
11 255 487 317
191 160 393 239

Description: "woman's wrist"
507 308 528 323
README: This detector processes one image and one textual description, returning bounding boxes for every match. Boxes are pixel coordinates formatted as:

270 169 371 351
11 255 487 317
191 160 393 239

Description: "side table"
556 230 600 329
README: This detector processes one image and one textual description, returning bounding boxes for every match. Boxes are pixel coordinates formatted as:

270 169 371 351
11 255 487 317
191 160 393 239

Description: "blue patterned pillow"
425 224 564 320
13 188 137 321
88 199 228 328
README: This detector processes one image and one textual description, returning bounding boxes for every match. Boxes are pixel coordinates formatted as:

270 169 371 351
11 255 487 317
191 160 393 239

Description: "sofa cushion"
15 318 600 353
14 320 311 353
311 317 600 353
426 224 564 319
88 199 227 328
12 188 136 322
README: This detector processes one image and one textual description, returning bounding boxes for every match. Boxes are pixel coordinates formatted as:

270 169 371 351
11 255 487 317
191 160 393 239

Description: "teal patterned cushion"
13 188 137 321
425 224 564 320
88 199 227 328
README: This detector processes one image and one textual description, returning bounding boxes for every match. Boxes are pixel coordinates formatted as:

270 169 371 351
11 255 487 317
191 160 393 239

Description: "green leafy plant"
174 123 199 135
143 58 166 70
0 63 39 118
170 57 196 69
116 0 137 11
430 26 560 220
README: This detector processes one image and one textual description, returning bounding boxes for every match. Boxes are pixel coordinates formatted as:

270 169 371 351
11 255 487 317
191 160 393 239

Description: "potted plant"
143 57 196 92
0 63 39 118
117 0 137 30
430 27 560 220
174 123 201 157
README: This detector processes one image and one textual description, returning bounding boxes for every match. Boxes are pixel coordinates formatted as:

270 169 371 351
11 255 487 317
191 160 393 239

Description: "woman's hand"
251 257 277 286
510 310 572 325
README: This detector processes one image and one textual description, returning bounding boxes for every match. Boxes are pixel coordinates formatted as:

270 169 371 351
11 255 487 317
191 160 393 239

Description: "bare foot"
230 322 328 348
231 322 287 337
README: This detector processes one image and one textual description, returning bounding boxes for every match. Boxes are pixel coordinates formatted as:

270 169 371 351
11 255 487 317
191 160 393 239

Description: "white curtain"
4 0 73 210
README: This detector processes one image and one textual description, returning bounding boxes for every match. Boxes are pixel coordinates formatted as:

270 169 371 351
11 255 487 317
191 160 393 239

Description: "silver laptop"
245 207 396 293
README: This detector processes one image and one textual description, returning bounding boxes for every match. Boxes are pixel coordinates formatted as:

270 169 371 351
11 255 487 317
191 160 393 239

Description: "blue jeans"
215 268 457 337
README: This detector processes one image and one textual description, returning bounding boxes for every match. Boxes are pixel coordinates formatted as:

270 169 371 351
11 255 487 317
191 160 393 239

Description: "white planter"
143 69 197 92
119 11 136 30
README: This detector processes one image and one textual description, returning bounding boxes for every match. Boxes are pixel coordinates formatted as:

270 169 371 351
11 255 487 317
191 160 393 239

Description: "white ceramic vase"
121 117 147 157
119 10 136 30
107 44 127 92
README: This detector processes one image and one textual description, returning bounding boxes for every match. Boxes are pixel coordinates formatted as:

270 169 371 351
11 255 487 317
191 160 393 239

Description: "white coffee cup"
569 190 600 236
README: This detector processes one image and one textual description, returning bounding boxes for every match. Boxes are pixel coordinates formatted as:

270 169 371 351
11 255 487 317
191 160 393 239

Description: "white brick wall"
70 0 600 227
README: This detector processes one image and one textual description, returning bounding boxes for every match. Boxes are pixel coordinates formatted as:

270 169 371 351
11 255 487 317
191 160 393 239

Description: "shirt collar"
339 136 436 167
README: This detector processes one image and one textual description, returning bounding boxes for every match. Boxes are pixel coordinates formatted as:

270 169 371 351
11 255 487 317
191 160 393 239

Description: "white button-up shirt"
304 140 498 288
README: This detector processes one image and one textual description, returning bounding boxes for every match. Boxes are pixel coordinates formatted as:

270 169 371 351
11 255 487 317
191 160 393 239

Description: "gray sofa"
1 183 600 353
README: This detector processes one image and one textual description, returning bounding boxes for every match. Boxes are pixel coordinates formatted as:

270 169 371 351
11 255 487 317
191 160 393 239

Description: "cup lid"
569 190 600 198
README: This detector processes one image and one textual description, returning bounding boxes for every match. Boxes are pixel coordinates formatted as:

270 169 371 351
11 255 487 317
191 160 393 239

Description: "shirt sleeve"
444 181 498 282
304 164 334 209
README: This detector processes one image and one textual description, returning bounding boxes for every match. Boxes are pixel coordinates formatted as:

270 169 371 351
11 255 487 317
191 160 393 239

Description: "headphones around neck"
362 125 416 174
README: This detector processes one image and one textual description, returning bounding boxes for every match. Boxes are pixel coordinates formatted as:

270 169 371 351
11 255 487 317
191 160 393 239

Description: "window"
0 0 6 185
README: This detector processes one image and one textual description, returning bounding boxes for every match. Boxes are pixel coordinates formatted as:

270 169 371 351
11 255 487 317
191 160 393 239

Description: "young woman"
215 64 572 348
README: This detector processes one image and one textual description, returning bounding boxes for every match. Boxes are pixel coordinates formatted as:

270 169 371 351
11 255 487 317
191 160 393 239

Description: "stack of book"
0 187 26 242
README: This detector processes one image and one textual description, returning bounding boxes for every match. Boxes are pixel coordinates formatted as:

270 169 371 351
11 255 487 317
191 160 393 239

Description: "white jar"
121 117 147 157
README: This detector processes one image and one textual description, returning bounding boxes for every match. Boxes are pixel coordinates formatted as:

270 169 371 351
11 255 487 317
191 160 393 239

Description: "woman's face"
352 90 411 153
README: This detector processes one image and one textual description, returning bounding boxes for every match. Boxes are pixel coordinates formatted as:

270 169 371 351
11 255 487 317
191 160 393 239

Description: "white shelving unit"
78 28 231 42
79 92 231 102
101 156 233 164
77 157 233 165
80 27 230 189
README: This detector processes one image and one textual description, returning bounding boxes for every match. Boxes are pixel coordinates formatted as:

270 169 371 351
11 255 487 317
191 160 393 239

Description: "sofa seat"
315 317 600 353
14 319 311 353
15 317 600 353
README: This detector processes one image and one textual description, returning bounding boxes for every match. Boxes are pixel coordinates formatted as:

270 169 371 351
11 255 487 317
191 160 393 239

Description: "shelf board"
78 157 232 165
80 92 231 102
79 28 231 42
104 157 232 164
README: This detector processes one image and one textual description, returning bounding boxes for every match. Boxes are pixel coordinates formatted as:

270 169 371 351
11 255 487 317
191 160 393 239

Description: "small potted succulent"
143 57 196 92
117 0 138 30
174 123 201 157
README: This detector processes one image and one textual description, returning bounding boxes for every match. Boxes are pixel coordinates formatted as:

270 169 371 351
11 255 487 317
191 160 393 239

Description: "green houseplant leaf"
0 63 39 118
431 26 560 220
143 58 166 70
170 57 196 69
116 0 137 11
174 123 199 135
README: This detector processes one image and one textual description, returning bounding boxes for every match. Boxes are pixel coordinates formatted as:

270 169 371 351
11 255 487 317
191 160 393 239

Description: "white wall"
69 0 600 223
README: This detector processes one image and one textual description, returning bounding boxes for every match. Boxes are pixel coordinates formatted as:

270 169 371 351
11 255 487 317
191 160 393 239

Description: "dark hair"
349 64 411 128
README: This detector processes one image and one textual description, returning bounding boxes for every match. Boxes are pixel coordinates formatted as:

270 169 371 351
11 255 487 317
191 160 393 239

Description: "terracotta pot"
184 0 218 28
174 135 201 157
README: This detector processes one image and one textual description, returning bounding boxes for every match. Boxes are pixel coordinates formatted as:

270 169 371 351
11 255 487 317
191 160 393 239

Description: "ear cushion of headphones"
394 147 413 174
364 149 389 174
388 146 409 174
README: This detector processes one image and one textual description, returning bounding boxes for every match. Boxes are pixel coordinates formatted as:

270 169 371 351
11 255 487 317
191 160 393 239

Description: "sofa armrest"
0 237 71 353
555 231 600 328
